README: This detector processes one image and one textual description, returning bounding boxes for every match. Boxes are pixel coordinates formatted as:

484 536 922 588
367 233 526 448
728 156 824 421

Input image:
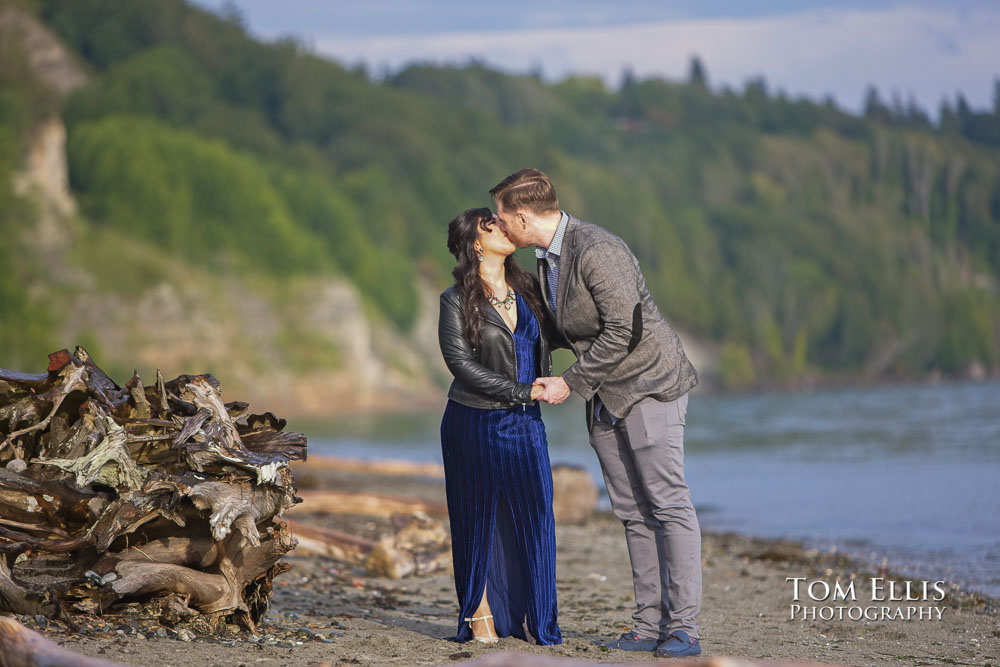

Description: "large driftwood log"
292 455 444 479
292 490 448 519
0 347 304 633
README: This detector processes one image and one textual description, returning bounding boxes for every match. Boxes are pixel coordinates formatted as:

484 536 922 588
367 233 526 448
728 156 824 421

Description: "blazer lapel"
554 216 579 333
536 257 552 315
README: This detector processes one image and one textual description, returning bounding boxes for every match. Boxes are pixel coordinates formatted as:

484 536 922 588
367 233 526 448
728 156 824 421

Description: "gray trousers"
590 392 702 639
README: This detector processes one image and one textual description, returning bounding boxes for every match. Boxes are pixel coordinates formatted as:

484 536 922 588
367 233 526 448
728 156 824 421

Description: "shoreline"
15 461 998 666
707 372 1000 401
248 376 1000 421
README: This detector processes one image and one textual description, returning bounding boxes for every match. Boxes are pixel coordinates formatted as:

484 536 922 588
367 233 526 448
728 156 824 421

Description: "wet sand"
15 466 998 667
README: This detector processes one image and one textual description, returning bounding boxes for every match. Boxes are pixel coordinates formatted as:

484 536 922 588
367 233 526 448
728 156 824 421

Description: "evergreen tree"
905 94 929 128
688 55 708 88
619 66 636 92
864 85 890 122
956 93 972 122
938 97 959 133
744 75 768 101
890 90 905 121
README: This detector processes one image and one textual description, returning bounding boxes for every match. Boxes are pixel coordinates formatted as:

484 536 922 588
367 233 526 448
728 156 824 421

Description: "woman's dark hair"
447 207 549 347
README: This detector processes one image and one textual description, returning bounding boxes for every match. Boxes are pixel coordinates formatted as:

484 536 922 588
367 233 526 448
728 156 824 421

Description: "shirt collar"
535 211 569 260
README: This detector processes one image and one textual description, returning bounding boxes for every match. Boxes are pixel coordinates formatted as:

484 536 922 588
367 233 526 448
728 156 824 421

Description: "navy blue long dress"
440 293 562 645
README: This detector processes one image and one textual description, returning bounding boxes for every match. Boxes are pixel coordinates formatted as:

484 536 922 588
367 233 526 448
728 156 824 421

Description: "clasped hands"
530 376 571 404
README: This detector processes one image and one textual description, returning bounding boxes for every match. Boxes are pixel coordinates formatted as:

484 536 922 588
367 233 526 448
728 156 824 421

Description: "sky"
192 1 1000 115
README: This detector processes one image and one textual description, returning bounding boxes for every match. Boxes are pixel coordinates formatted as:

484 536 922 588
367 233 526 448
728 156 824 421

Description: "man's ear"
518 211 528 229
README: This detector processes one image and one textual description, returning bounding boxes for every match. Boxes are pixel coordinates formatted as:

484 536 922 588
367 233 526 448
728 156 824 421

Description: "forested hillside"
3 0 999 397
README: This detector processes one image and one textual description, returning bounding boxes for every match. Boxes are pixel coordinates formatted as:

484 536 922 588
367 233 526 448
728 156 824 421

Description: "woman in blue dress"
438 207 562 645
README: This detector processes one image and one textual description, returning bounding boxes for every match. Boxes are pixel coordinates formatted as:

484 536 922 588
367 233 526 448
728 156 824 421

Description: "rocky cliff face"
14 119 77 249
0 6 88 96
51 271 449 418
5 5 85 252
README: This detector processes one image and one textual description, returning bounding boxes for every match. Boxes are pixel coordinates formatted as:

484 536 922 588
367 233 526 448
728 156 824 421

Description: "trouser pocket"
625 393 689 448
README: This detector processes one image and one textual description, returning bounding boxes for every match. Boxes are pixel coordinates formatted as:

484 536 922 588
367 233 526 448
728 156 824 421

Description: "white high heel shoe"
464 614 498 644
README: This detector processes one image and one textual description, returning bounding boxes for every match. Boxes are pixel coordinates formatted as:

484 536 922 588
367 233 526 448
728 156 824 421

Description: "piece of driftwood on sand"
0 615 122 667
291 489 448 519
293 456 445 479
0 347 303 634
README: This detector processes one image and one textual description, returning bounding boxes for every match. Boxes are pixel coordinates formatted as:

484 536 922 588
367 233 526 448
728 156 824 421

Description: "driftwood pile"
0 347 303 633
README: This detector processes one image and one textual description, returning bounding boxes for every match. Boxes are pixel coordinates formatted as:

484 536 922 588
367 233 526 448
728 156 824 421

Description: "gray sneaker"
593 630 660 651
654 630 702 657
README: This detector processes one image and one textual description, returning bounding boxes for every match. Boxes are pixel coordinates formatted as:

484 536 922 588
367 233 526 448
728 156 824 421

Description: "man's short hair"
490 168 559 215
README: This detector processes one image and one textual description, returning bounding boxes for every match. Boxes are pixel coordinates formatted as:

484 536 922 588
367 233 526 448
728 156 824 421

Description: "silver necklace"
487 287 516 310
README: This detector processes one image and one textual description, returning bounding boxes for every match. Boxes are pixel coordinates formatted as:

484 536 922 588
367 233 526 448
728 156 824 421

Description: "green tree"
688 55 708 88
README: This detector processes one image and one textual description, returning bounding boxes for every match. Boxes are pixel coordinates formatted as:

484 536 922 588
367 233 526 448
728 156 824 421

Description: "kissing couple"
436 169 703 658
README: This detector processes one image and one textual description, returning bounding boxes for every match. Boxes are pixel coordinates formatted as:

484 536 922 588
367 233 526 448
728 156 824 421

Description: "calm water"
294 380 1000 598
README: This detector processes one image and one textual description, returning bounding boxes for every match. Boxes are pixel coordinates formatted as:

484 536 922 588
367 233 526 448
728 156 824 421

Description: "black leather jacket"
438 284 553 409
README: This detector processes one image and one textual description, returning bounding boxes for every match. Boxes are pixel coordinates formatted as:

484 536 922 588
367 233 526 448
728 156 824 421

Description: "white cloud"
313 5 1000 113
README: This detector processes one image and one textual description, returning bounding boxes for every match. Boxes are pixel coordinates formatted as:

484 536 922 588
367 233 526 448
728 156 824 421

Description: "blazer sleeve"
438 291 534 403
561 240 641 400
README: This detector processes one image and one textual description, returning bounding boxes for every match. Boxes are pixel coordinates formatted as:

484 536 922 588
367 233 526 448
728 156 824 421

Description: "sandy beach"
10 464 998 667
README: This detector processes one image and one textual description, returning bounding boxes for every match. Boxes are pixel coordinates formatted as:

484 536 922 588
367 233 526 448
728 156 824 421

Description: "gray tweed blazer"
540 214 698 429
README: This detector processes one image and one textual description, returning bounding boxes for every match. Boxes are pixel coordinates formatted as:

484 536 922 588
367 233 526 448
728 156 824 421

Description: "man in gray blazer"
491 169 703 658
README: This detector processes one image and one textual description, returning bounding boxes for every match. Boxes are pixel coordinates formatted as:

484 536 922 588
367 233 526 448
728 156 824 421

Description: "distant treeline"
3 0 999 385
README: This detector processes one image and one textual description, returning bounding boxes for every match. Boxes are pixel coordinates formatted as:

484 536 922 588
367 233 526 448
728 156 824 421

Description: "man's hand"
533 376 571 404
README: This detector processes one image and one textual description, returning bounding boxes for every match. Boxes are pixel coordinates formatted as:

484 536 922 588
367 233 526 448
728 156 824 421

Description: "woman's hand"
530 383 544 401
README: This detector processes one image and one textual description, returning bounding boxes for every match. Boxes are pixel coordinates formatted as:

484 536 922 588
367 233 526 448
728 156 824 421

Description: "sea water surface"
297 380 1000 599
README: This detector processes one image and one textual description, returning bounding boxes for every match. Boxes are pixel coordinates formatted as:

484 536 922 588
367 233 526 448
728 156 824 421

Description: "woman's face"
477 214 516 258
